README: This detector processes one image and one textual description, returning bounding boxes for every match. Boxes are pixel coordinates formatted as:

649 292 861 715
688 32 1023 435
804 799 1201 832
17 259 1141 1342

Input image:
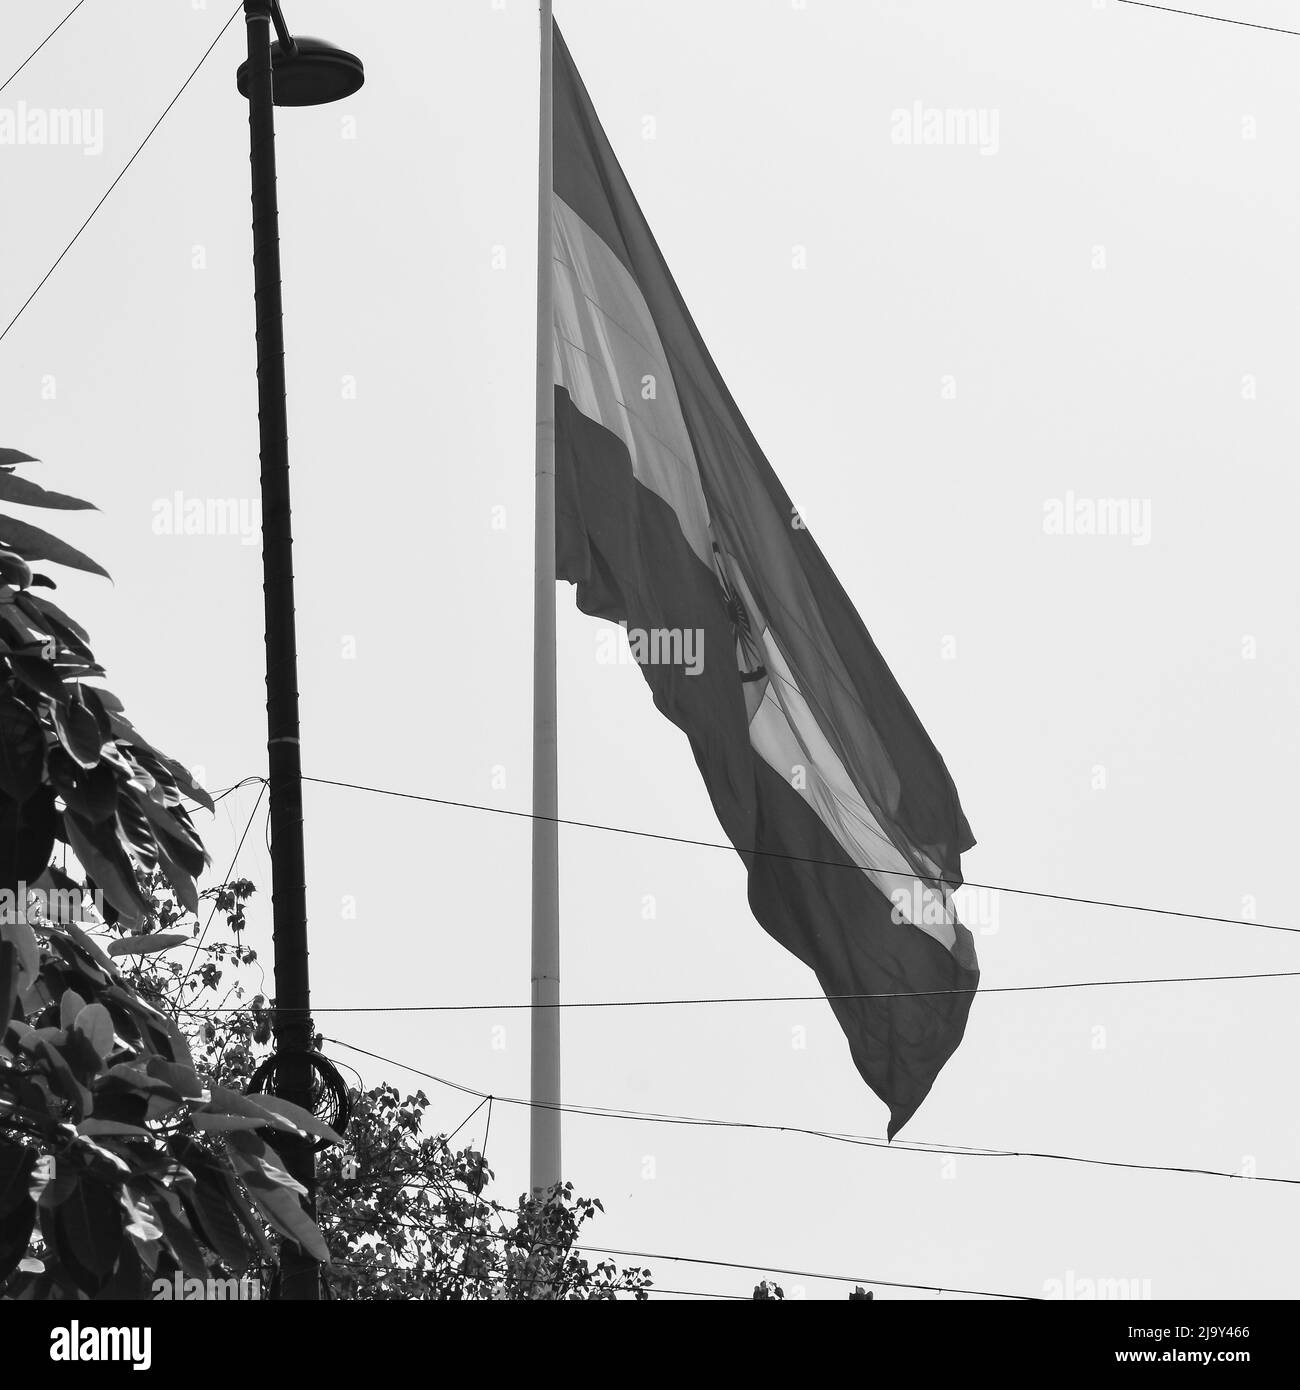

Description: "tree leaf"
191 1113 278 1134
98 1237 153 1293
250 1094 344 1147
0 785 56 891
59 988 88 1030
226 1137 329 1264
171 1138 267 1266
151 834 199 914
0 473 95 511
100 987 171 1045
119 1187 163 1243
51 697 104 769
8 651 76 701
35 1038 93 1120
97 1063 183 1107
0 692 44 801
114 795 159 872
144 1057 204 1101
0 910 40 986
160 1014 197 1071
138 798 207 879
0 1140 35 1218
41 1175 122 1295
225 1130 306 1193
0 449 38 469
148 1187 209 1280
23 592 91 648
59 913 118 973
73 1002 115 1060
47 748 118 823
202 1086 299 1133
63 811 146 925
0 549 31 589
77 1118 151 1139
0 513 109 578
169 759 214 814
60 1023 106 1088
103 704 213 815
107 933 190 958
0 939 16 1034
0 1140 37 1285
19 971 53 1018
33 1163 76 1209
181 1178 251 1275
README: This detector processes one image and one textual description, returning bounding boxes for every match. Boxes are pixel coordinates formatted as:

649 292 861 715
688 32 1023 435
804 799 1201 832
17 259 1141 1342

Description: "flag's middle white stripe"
553 197 714 568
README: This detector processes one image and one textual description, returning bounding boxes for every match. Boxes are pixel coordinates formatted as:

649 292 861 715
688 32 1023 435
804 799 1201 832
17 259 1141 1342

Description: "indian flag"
549 21 978 1137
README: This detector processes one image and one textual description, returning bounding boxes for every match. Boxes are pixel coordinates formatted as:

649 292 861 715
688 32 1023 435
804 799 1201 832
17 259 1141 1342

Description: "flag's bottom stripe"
557 388 978 1135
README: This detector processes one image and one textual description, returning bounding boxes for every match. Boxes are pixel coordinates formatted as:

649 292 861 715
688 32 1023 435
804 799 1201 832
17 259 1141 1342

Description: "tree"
315 1085 652 1300
4 870 654 1300
754 1281 874 1301
0 450 210 926
0 449 334 1298
140 873 654 1300
0 870 341 1299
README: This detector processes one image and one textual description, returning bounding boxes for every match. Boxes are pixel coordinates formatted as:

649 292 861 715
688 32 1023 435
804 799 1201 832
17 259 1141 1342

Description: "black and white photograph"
0 0 1294 1362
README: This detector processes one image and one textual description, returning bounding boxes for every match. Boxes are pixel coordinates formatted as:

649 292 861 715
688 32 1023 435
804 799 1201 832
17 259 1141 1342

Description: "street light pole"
242 0 316 1302
237 0 362 1300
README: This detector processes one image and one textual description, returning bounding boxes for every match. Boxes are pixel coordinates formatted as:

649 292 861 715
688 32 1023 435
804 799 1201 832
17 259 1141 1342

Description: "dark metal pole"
269 1 297 58
243 0 318 1301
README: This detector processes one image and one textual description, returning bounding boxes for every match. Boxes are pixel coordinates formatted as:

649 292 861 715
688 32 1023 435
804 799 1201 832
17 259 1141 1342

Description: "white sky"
1 0 1297 1300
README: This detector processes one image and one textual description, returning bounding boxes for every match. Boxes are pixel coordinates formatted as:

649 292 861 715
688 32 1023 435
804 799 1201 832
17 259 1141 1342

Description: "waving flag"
549 22 978 1135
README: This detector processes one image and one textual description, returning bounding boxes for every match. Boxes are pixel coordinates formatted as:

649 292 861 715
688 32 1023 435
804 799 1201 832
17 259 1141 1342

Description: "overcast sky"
1 0 1297 1300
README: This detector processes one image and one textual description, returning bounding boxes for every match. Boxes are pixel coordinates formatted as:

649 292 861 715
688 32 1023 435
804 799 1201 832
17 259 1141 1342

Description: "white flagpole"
530 0 561 1197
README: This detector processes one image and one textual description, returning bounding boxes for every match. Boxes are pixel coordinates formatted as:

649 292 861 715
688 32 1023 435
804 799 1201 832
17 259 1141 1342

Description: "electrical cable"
1118 1 1300 37
0 0 89 97
302 775 1298 936
323 1036 1300 1189
0 2 244 344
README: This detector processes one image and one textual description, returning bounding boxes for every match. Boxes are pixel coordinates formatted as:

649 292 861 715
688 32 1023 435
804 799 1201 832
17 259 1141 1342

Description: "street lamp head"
237 36 364 107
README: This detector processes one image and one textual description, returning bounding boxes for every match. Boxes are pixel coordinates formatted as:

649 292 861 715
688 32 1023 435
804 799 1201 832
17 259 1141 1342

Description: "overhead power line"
175 779 268 998
0 1 243 345
302 775 1298 936
178 966 1300 1016
186 776 269 811
1118 1 1300 38
323 1036 1300 1190
0 0 89 96
346 1144 1029 1299
571 1245 1033 1301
